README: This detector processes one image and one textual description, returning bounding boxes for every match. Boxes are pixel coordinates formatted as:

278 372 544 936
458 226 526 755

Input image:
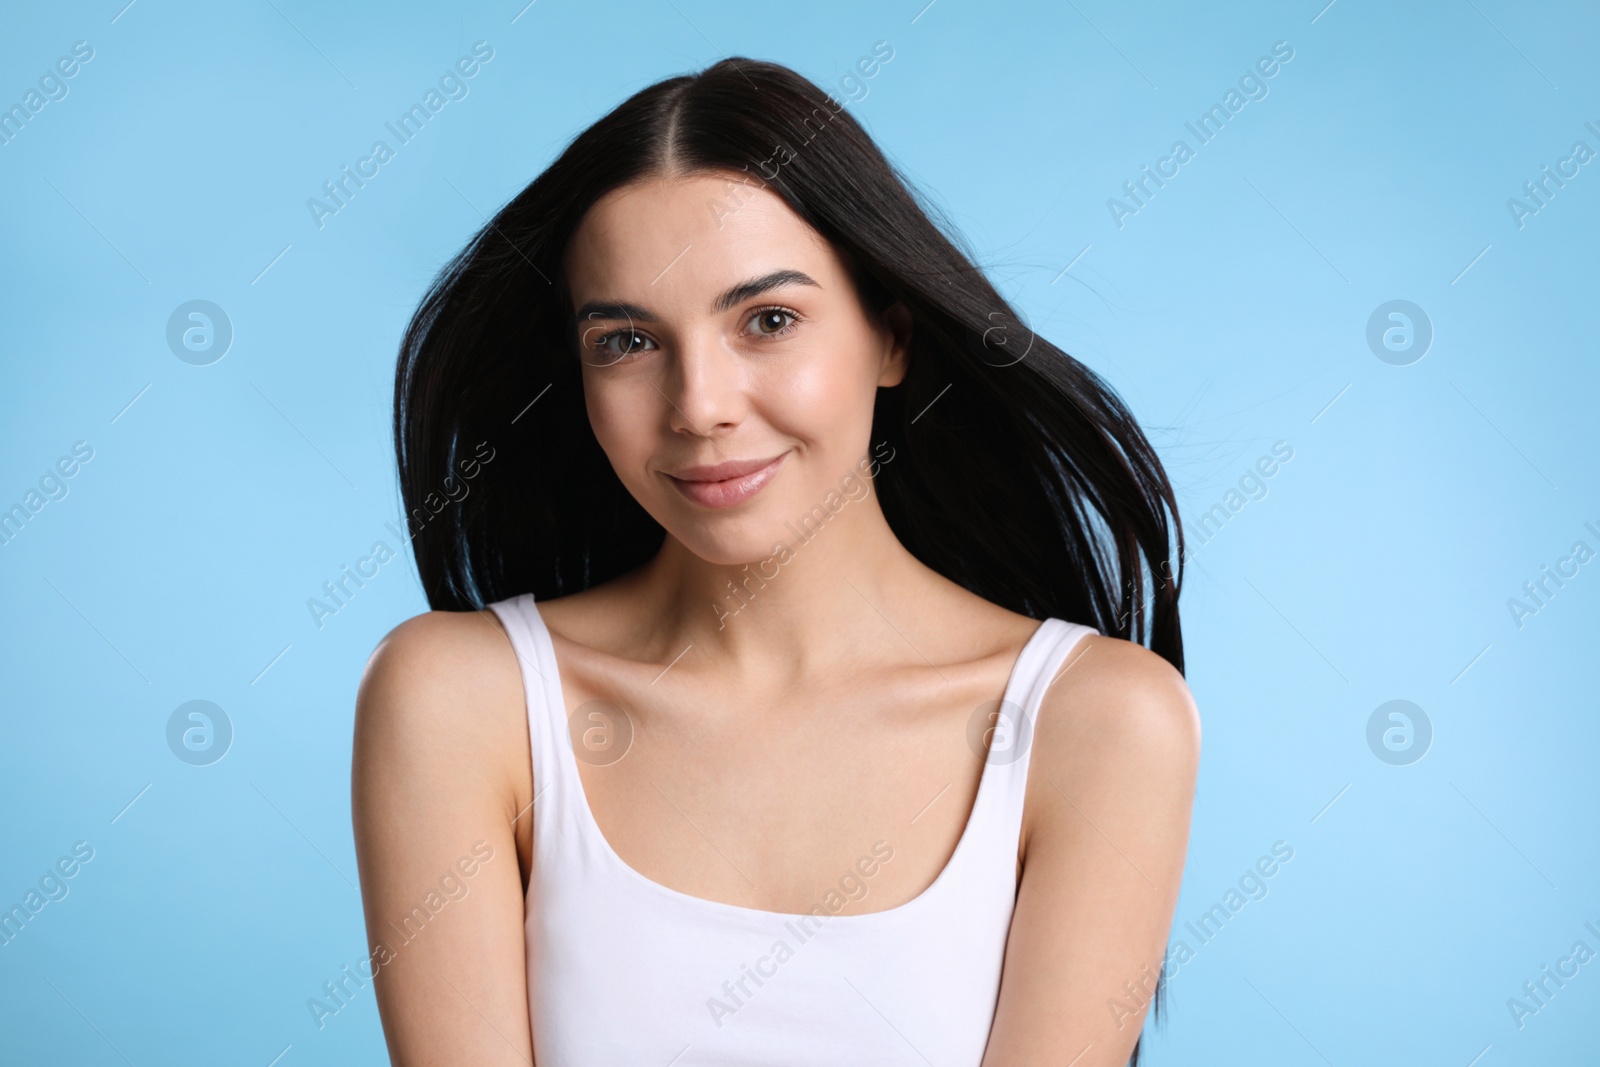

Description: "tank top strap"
976 618 1101 856
487 593 577 837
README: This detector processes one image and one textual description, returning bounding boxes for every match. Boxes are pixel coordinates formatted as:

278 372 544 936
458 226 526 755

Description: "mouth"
664 451 789 509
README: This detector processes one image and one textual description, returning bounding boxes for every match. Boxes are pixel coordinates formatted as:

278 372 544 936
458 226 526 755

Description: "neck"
622 483 945 682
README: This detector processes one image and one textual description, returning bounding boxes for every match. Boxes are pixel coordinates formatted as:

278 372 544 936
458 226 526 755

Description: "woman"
352 56 1199 1066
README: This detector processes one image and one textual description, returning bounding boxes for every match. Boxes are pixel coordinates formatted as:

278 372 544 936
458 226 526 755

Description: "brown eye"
746 307 800 338
593 329 655 363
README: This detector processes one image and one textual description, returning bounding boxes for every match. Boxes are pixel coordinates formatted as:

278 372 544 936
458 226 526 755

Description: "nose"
664 330 745 438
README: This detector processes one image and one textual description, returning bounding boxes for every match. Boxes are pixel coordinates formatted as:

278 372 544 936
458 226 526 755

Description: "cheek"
765 335 880 438
582 375 655 467
764 357 839 414
773 317 877 399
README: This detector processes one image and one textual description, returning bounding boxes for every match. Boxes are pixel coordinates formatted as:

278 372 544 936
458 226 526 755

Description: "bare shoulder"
986 632 1200 1063
360 607 519 691
358 608 523 720
1040 633 1199 750
350 607 537 1060
1021 633 1201 852
353 607 529 811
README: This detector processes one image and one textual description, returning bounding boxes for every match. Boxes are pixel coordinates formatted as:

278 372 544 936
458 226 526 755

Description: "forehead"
563 171 841 304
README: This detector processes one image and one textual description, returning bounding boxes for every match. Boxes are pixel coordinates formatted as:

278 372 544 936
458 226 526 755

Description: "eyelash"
745 304 804 340
588 305 804 363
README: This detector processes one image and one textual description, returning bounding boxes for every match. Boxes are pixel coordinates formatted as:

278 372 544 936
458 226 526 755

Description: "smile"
665 452 788 508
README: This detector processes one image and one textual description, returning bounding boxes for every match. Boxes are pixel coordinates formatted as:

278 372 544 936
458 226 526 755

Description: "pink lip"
665 451 788 508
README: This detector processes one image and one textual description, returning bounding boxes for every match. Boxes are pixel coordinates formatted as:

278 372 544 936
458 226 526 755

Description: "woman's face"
563 169 909 565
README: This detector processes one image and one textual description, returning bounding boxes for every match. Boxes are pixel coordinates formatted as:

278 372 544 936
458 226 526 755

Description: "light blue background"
2 0 1596 1063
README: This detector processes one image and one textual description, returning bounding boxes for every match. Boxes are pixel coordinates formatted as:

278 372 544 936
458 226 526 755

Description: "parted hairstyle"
393 57 1185 1062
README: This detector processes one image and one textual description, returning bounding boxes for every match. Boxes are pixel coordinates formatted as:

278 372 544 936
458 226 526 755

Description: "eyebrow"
572 269 822 324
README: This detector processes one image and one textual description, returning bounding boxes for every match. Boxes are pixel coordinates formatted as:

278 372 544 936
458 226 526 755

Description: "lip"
664 451 788 508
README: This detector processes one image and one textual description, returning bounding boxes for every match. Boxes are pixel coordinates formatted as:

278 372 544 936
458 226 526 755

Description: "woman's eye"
747 307 799 337
593 329 655 362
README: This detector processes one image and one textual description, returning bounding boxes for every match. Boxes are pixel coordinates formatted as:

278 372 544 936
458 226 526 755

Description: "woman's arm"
351 610 536 1065
981 635 1201 1066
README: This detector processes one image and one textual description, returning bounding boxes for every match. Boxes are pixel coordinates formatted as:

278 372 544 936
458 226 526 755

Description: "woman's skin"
352 168 1200 1065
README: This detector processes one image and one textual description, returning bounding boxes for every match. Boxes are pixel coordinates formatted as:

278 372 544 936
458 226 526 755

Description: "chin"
663 506 795 568
680 528 785 568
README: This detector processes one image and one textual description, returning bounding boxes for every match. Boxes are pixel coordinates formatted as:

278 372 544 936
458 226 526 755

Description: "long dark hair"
393 57 1183 1060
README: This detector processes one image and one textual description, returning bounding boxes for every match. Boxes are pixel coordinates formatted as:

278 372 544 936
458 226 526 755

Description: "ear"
876 302 912 387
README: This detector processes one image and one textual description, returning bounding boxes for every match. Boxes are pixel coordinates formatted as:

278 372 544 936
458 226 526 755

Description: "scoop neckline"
523 593 1058 924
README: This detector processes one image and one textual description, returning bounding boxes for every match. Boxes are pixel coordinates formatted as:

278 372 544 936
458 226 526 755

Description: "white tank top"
488 592 1097 1066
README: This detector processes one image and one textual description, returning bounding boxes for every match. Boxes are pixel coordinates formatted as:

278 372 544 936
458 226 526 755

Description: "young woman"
352 57 1198 1066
